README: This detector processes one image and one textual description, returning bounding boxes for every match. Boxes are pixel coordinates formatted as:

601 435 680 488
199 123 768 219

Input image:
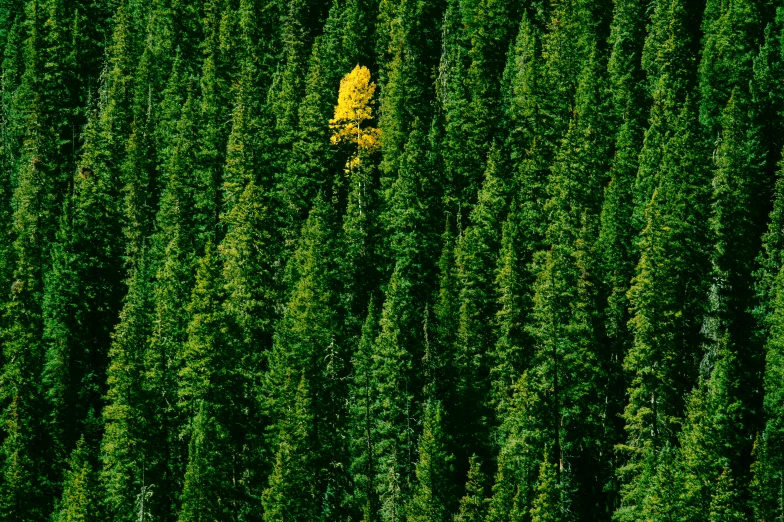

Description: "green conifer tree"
101 250 154 522
54 436 102 522
529 452 562 522
453 456 487 522
179 243 261 521
596 2 650 504
261 372 317 522
265 196 349 519
709 468 745 522
619 98 712 521
750 260 784 521
407 401 456 522
452 143 507 463
350 299 381 521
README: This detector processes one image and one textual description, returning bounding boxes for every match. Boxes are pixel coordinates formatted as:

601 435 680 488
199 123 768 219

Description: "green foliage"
529 452 562 522
0 1 781 521
54 437 102 522
262 372 317 522
453 456 488 522
407 401 455 522
709 468 746 522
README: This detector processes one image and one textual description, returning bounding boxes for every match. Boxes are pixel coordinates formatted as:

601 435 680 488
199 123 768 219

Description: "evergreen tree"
261 372 317 522
452 143 507 463
54 436 102 522
264 196 348 519
596 1 650 505
751 260 784 521
529 452 562 522
101 250 154 522
709 467 745 522
633 0 701 229
178 245 230 522
453 456 487 522
350 299 381 521
523 44 613 519
179 243 261 521
673 339 746 521
376 0 444 198
407 401 456 522
0 0 89 512
700 1 771 482
619 98 712 521
486 373 542 522
488 9 542 423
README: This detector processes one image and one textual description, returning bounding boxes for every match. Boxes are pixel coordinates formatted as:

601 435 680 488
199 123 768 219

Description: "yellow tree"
330 65 381 169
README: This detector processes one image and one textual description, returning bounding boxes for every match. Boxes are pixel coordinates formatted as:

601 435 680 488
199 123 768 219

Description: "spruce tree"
453 456 488 522
709 467 745 522
179 243 262 521
527 44 614 519
54 436 102 522
529 452 562 522
451 143 507 463
486 373 542 522
0 0 87 512
751 260 784 521
619 98 712 521
596 2 650 504
700 1 772 478
488 9 543 424
101 250 154 522
264 196 349 519
350 299 381 520
407 401 456 522
261 372 317 522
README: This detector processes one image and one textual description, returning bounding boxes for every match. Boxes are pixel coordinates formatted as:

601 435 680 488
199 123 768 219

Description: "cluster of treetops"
3 0 784 520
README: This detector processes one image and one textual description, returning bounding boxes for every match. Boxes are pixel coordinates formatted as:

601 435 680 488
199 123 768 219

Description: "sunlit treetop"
330 65 381 156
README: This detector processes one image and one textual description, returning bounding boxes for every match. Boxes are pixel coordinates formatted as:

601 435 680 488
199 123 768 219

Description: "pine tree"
214 180 278 516
142 82 211 520
0 0 87 512
261 372 317 522
709 468 745 522
101 249 154 522
700 0 773 477
376 0 444 198
673 337 746 521
369 120 445 522
751 260 784 521
53 436 102 522
453 456 488 522
264 196 349 519
350 299 381 521
452 143 507 463
488 9 543 424
486 373 542 522
491 217 528 420
619 98 712 521
524 44 613 519
371 266 421 522
407 401 456 522
179 243 261 521
529 452 562 522
596 1 650 505
633 0 701 230
178 245 230 522
462 0 520 209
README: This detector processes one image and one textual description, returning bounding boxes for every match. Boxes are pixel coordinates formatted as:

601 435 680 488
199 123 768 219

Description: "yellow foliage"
330 65 381 155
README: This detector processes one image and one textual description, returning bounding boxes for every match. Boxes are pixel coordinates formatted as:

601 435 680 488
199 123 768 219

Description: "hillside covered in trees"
2 0 784 520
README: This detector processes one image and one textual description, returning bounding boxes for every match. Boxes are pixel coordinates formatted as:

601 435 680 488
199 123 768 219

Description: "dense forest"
2 0 784 519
